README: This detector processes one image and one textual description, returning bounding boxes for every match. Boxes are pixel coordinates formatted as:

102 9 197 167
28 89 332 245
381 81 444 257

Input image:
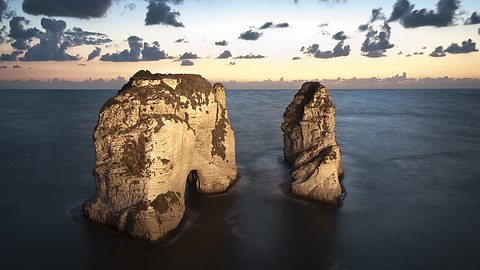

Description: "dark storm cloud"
22 0 113 19
217 50 232 59
388 0 459 28
301 43 318 54
21 37 78 61
302 41 350 59
142 41 169 60
179 52 198 60
41 17 66 33
0 25 6 44
64 27 112 46
303 44 321 56
4 16 112 61
234 54 266 59
358 8 386 32
145 1 184 27
100 49 138 62
0 50 22 61
444 39 478 54
215 40 228 46
174 37 188 43
465 12 480 25
370 8 386 23
259 22 290 29
259 22 273 30
332 31 347 40
7 17 41 50
358 24 370 32
429 39 478 57
275 23 289 28
238 29 262 41
430 46 446 57
123 35 142 59
100 36 170 62
20 18 78 61
327 41 350 58
292 56 301 60
87 47 101 61
389 0 412 22
0 0 7 22
361 22 394 58
181 59 194 66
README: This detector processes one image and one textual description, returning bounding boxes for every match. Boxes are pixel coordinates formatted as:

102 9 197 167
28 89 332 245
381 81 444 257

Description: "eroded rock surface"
281 82 343 205
83 70 238 242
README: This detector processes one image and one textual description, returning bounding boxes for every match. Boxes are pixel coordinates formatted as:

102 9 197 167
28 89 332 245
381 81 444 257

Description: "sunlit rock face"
281 82 343 205
83 70 238 242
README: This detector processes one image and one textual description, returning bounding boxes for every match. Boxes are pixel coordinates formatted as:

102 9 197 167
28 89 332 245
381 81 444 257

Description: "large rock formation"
83 70 238 242
281 82 343 205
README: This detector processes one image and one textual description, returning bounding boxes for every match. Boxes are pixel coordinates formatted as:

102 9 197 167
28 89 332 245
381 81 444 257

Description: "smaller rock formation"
83 70 238 242
281 82 343 205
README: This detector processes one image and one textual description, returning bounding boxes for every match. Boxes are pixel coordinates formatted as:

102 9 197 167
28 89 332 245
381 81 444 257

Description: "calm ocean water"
0 89 479 269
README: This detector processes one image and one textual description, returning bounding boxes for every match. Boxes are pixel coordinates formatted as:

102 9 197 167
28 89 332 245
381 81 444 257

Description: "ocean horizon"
1 88 479 269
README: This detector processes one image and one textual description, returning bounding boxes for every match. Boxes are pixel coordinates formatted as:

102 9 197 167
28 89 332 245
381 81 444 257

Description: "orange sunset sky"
0 0 479 88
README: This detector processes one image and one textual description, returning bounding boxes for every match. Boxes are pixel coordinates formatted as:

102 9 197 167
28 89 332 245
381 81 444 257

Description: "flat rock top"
129 70 206 83
118 70 215 96
100 70 221 113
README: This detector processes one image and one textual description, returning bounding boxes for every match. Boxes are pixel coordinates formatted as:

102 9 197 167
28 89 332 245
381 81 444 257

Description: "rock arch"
83 71 238 242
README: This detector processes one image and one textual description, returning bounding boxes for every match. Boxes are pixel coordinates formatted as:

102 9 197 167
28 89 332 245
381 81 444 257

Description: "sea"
0 88 479 270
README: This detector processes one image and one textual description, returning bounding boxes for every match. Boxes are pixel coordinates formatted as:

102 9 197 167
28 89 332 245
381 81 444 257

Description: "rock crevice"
83 70 238 242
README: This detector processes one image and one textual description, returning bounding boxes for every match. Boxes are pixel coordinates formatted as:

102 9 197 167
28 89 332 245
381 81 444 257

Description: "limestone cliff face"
83 70 238 242
281 82 343 205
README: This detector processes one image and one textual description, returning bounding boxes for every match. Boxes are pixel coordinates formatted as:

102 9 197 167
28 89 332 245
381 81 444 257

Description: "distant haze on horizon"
1 0 479 89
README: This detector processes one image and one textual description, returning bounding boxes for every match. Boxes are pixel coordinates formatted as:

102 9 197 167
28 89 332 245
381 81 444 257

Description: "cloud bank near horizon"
1 73 479 90
219 73 480 89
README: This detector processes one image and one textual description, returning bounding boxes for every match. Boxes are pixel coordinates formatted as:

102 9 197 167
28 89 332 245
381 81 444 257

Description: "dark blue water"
1 89 479 269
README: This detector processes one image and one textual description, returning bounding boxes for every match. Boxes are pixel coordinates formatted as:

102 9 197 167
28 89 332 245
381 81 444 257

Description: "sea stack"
281 82 343 205
83 70 238 242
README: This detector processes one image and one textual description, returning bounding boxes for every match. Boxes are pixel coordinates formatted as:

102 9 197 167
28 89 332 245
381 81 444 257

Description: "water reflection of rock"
284 199 343 268
82 181 239 269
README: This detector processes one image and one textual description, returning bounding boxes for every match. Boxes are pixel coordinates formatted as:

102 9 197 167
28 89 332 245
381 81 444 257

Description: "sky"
0 0 479 89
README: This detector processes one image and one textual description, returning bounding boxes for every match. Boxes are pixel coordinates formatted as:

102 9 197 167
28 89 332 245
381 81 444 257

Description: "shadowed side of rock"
83 70 238 242
281 82 343 205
